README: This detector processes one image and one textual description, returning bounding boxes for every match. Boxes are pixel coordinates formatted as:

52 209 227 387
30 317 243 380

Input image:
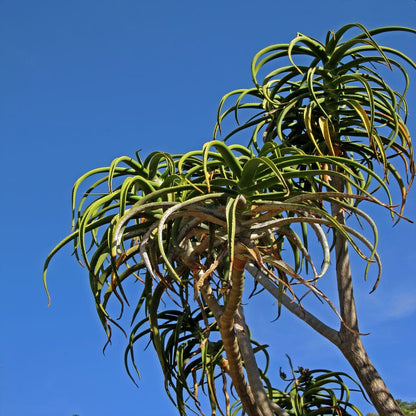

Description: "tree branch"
246 263 341 347
235 306 290 416
196 247 261 416
329 176 403 416
216 243 261 416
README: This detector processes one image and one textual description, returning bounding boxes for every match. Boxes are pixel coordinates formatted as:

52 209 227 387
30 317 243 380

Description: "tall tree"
44 24 415 416
215 24 415 415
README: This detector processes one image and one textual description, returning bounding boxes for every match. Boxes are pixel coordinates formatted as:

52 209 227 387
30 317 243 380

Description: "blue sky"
1 1 415 415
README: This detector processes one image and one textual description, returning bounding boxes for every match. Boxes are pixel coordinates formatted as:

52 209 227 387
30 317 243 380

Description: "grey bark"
248 260 403 416
330 186 403 416
235 306 290 416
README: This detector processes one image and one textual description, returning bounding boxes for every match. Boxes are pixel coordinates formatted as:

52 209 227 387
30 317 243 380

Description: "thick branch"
200 282 261 416
330 177 359 334
246 263 340 346
217 243 261 416
235 306 290 416
198 244 261 416
330 176 403 416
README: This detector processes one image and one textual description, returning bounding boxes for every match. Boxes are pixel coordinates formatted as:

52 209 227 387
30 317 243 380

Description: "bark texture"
331 176 403 416
200 244 262 416
235 306 289 416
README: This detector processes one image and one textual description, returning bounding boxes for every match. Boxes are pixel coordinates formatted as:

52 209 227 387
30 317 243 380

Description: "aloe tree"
215 24 415 416
44 140 372 415
44 24 414 416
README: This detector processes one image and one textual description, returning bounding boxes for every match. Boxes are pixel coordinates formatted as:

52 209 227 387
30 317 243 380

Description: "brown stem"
217 243 262 416
197 245 261 416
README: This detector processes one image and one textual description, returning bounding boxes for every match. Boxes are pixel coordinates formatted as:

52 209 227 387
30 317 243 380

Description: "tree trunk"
199 244 263 416
331 176 403 416
339 335 403 416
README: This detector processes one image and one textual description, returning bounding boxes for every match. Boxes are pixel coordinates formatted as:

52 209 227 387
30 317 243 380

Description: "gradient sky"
1 1 415 415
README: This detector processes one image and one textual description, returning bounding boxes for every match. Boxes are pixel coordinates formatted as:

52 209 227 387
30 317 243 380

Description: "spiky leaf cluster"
216 24 415 215
44 140 383 414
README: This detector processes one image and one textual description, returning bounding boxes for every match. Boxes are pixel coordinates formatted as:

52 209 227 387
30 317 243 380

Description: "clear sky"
1 1 415 415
